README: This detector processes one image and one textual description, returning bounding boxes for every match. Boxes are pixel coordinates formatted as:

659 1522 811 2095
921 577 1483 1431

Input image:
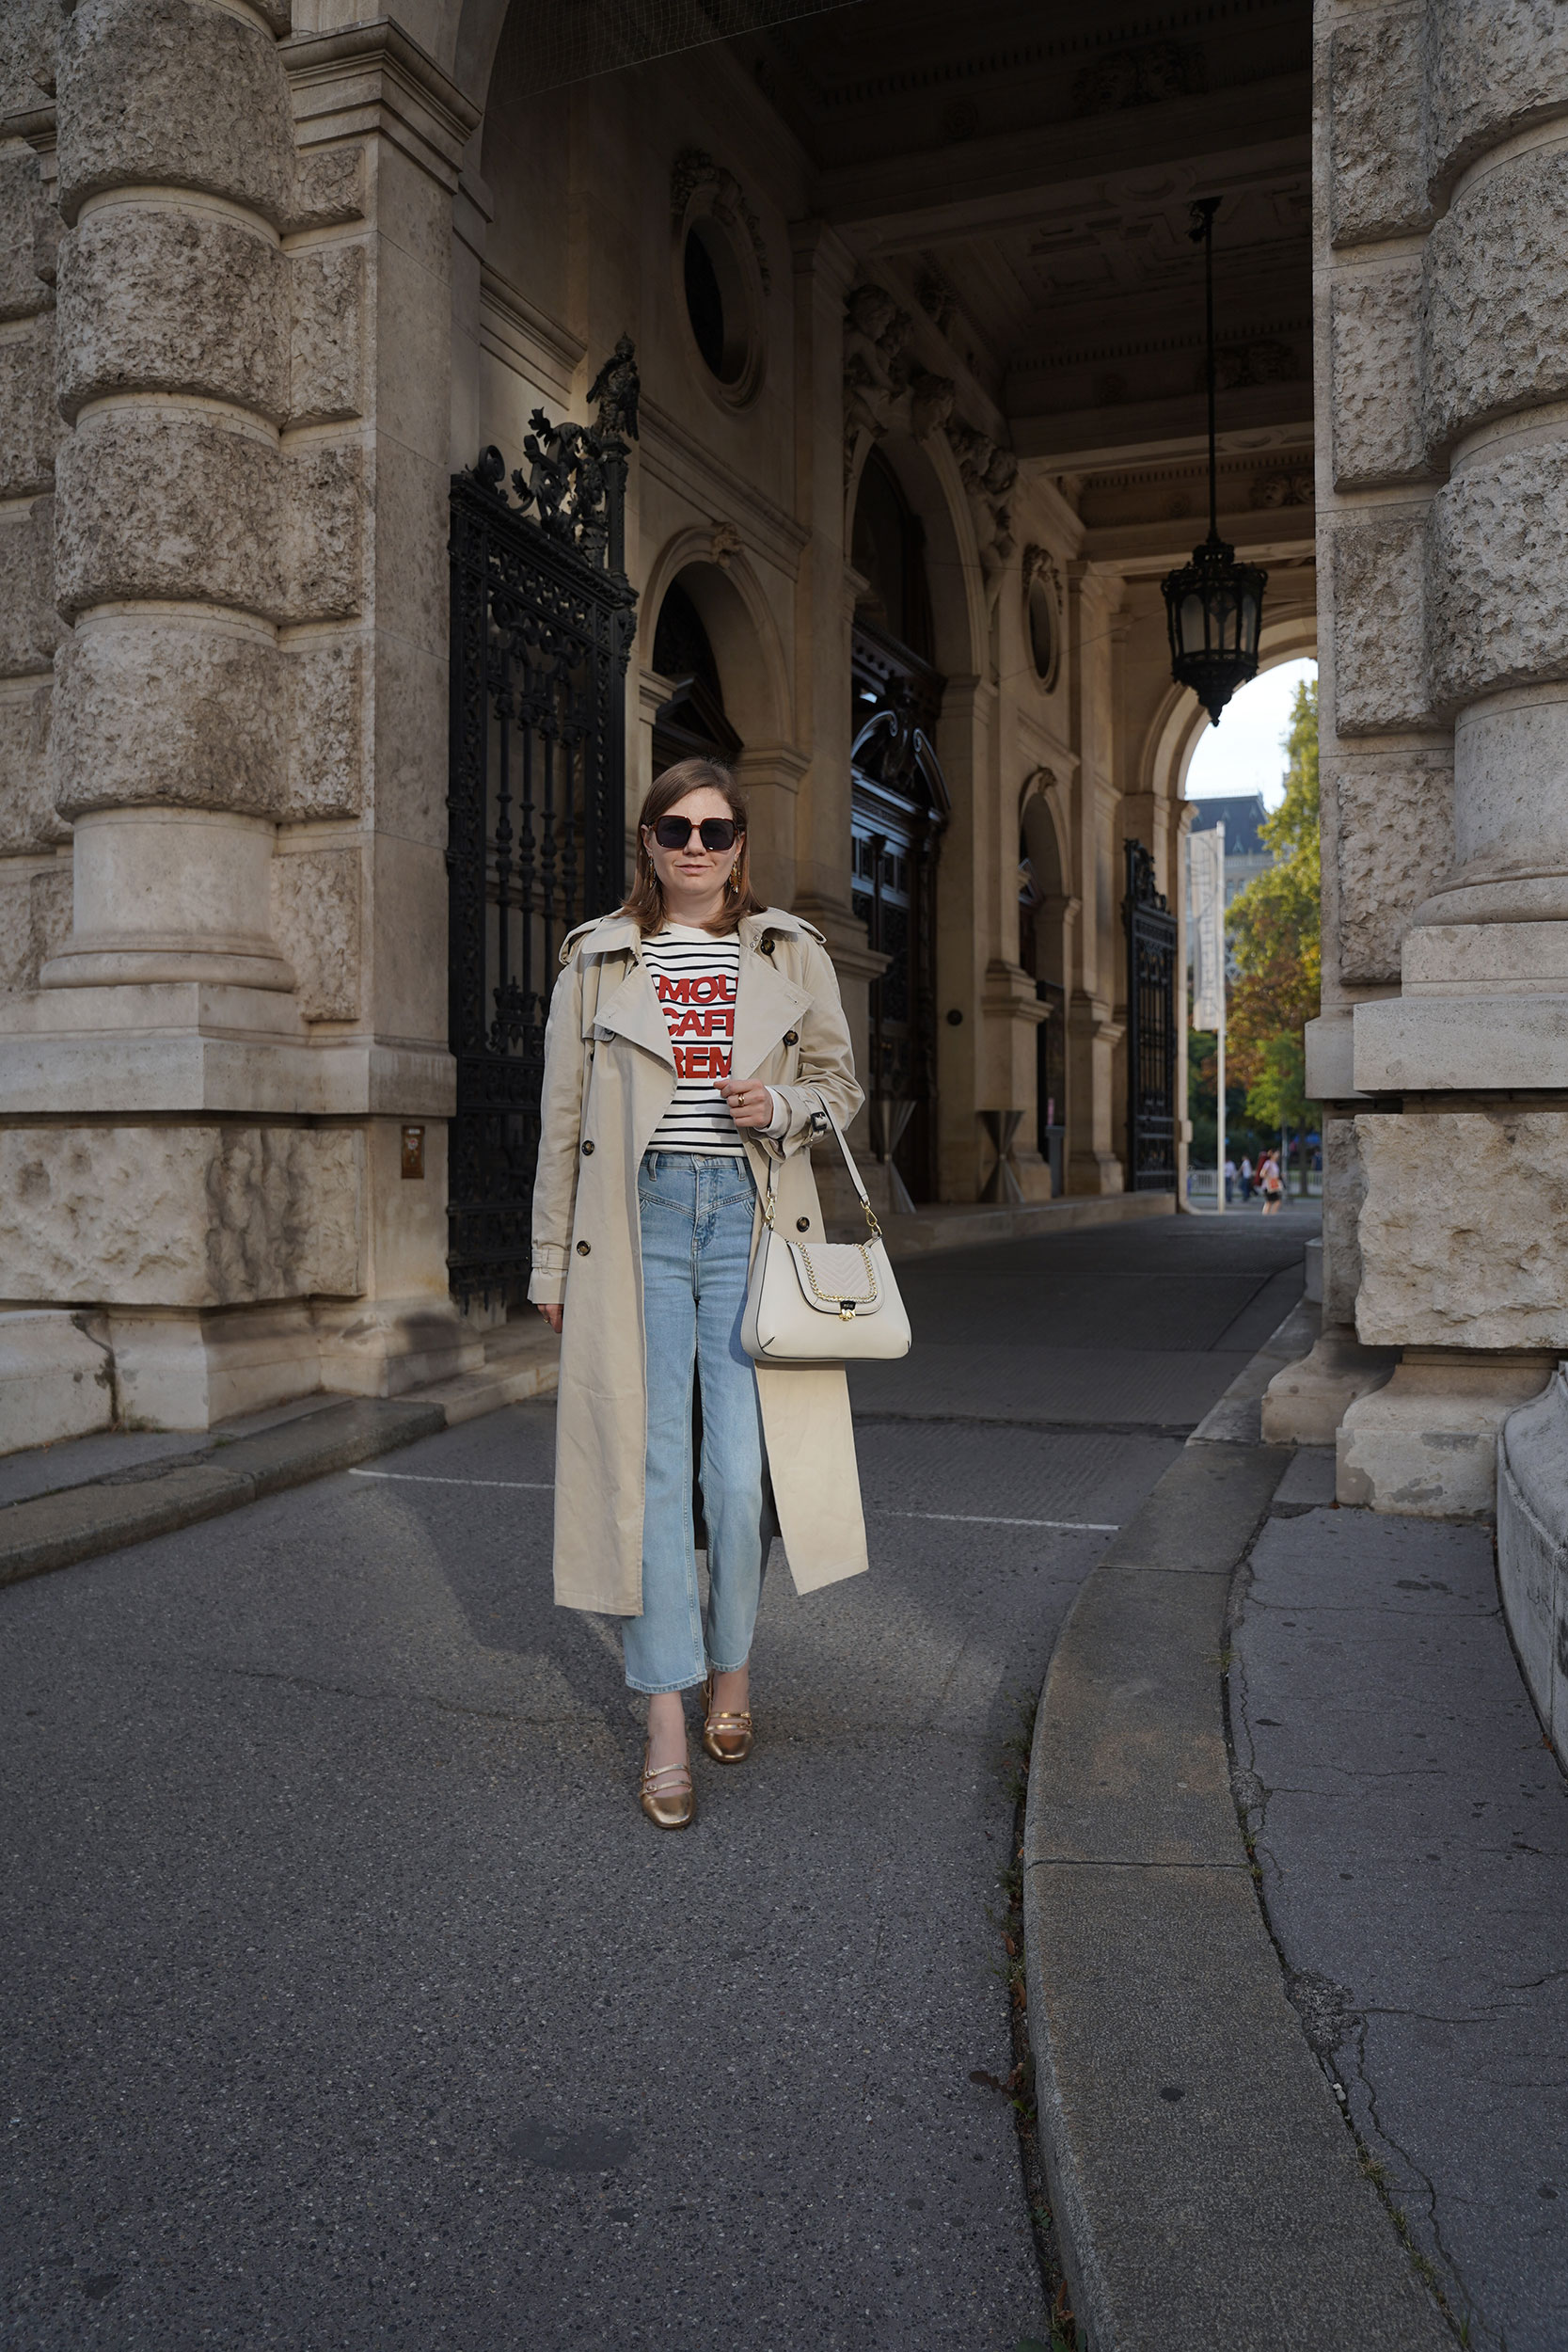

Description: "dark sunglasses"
650 816 738 852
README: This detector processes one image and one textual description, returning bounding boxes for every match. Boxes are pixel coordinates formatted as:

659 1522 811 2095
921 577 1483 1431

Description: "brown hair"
621 757 766 937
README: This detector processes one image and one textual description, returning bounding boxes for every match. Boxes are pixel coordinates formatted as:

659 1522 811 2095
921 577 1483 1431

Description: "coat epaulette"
758 909 824 946
558 914 628 967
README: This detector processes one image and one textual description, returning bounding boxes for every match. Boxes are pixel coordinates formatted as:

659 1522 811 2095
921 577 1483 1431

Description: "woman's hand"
717 1075 775 1131
536 1302 563 1335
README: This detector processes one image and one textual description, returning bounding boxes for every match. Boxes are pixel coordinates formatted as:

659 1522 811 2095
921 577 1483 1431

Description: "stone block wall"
1313 0 1568 1520
0 137 68 996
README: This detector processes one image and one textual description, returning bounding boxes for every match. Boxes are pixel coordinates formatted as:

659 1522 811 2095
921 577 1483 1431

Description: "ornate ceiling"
752 0 1312 472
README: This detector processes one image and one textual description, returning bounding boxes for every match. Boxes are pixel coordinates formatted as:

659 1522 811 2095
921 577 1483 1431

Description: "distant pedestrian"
1261 1153 1284 1216
531 758 869 1831
1240 1155 1253 1201
1224 1155 1236 1204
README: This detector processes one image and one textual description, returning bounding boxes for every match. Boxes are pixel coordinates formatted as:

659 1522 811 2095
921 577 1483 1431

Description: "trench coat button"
580 1139 594 1154
576 1240 591 1255
760 938 775 956
796 1216 810 1232
784 1029 799 1045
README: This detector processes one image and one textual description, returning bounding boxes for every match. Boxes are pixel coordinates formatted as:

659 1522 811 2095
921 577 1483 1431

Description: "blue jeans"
622 1152 769 1695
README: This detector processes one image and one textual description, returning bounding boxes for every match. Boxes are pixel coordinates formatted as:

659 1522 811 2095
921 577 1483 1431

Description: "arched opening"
1180 654 1319 810
849 446 949 1205
650 577 742 771
851 445 935 662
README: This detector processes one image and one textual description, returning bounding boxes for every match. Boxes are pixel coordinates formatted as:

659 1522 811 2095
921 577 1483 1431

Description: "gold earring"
729 862 740 888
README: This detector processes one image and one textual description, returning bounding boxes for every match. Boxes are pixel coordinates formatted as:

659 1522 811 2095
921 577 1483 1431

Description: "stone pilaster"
1273 0 1568 1500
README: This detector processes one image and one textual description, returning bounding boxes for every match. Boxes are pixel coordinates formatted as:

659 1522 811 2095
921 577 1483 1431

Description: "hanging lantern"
1162 199 1267 726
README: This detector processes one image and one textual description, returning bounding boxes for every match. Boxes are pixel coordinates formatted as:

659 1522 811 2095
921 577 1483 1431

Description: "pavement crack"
1354 2021 1489 2344
1361 2006 1500 2026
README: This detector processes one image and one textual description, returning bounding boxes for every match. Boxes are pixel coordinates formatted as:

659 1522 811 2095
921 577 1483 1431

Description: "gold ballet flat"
639 1746 696 1830
701 1672 754 1766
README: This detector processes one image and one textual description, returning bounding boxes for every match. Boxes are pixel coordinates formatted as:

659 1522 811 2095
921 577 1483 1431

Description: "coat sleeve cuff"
529 1242 568 1307
768 1086 832 1156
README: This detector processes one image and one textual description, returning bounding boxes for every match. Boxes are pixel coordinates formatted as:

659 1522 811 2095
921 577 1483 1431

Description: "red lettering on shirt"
654 972 736 1007
668 1006 735 1041
673 1041 734 1081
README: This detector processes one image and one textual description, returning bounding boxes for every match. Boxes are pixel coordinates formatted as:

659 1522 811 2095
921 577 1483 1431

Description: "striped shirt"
643 926 748 1154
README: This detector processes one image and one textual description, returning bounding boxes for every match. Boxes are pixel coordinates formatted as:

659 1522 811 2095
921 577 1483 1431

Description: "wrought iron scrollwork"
1123 839 1179 1193
467 338 640 580
448 343 640 1307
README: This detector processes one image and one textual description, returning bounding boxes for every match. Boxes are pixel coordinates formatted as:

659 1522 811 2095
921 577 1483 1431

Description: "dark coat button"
784 1029 799 1045
580 1139 594 1154
797 1216 810 1232
761 938 775 956
576 1240 591 1255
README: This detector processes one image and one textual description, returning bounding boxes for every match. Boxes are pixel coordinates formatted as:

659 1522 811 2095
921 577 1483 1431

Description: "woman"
1260 1152 1284 1216
530 757 869 1830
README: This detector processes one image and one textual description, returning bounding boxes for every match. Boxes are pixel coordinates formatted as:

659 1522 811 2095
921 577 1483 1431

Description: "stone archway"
638 544 797 902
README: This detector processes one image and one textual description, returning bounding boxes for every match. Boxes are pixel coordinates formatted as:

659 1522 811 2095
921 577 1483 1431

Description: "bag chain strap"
761 1088 883 1240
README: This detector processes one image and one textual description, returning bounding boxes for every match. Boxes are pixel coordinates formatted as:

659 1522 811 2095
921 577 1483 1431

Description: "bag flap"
785 1240 883 1317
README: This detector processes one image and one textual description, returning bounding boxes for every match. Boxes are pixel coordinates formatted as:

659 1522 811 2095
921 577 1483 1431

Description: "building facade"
0 0 1320 1449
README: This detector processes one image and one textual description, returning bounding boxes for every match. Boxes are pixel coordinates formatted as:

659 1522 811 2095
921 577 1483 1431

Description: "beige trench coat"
528 906 870 1616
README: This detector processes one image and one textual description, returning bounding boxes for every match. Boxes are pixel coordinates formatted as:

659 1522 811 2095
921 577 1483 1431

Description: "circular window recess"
679 215 763 407
1027 572 1060 691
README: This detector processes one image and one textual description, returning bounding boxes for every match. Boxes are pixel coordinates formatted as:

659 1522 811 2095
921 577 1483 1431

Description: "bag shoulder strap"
758 1089 881 1239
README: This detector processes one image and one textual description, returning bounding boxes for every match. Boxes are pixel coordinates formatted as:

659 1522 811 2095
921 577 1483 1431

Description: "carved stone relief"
670 148 770 290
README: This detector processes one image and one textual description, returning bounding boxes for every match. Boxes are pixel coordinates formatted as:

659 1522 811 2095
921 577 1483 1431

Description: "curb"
0 1324 563 1589
0 1399 447 1588
1021 1322 1450 2350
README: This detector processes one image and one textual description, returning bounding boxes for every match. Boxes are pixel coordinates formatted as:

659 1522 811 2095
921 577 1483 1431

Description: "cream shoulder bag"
740 1092 912 1365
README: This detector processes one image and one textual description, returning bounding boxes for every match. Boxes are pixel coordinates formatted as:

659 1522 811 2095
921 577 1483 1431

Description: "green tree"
1227 681 1321 1184
1245 1031 1308 1133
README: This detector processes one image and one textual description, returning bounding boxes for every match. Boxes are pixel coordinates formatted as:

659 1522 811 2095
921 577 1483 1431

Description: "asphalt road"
2 1209 1310 2350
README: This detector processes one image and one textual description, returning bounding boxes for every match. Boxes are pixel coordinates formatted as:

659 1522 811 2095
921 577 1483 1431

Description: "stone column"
1280 0 1568 1510
0 4 482 1437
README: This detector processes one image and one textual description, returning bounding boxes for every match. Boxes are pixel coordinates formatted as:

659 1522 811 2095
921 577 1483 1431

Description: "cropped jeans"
621 1151 770 1695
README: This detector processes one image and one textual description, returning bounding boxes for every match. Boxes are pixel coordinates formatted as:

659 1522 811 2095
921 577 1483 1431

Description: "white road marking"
348 1470 554 1490
347 1471 1118 1533
874 1509 1119 1532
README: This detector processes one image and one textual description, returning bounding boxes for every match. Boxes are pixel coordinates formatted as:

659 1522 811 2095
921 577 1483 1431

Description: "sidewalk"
1022 1295 1568 2351
1233 1470 1568 2351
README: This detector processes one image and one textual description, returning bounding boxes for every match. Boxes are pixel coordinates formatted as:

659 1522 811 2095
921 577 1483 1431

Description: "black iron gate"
849 621 948 1205
447 345 640 1305
1123 838 1179 1192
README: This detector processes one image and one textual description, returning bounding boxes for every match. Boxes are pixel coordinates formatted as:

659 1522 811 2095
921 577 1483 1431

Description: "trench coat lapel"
590 952 675 1069
731 932 812 1081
